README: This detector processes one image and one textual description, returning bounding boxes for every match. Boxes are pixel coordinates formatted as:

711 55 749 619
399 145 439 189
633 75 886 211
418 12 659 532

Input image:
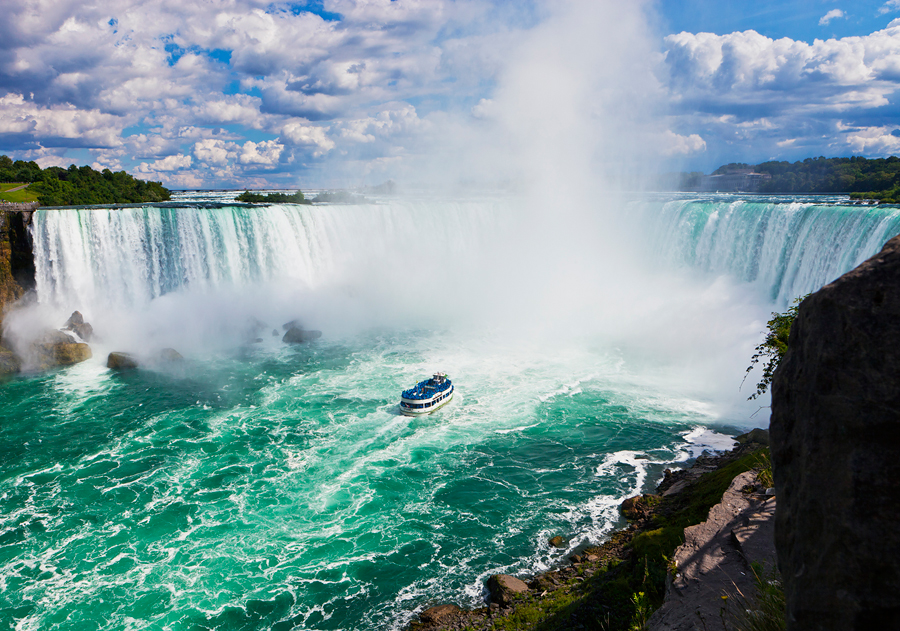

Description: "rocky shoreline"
407 432 772 631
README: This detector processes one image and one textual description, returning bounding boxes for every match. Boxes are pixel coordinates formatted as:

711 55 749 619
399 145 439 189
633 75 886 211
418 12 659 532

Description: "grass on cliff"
0 183 37 203
472 447 768 631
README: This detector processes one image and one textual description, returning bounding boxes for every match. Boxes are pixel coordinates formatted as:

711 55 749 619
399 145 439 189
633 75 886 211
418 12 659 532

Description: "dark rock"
734 427 769 446
282 319 302 330
272 329 279 337
549 535 565 548
771 234 900 630
0 348 20 375
108 352 139 370
486 574 529 606
569 554 583 564
63 310 93 341
419 604 461 625
282 326 322 344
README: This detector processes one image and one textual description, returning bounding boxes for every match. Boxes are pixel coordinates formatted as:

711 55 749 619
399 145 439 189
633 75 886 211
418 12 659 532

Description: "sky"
2 0 900 188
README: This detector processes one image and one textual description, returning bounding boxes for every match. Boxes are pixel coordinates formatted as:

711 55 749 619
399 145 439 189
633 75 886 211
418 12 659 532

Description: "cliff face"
771 234 900 630
0 209 34 331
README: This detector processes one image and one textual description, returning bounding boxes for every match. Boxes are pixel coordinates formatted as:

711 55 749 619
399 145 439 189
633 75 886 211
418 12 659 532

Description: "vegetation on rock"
235 190 310 204
410 445 769 631
744 296 806 400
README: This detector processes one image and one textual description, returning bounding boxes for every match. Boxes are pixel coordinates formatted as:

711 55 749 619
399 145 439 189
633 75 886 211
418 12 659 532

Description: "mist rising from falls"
22 195 900 405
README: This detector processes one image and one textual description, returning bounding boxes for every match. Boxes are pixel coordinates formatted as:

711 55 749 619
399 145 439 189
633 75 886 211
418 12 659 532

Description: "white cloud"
192 138 240 166
660 130 707 155
239 139 283 165
879 0 900 15
841 123 900 153
819 9 845 26
137 153 192 172
0 93 124 147
663 26 900 112
280 122 335 156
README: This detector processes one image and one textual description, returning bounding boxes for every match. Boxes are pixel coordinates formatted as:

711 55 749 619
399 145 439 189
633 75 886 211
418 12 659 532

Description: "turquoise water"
3 193 899 630
0 330 729 630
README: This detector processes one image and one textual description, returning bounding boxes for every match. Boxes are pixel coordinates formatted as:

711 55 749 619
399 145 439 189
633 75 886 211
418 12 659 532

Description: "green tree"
744 296 807 399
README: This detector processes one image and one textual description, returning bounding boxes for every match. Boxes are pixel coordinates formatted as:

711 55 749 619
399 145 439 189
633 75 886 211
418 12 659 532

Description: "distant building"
699 170 771 193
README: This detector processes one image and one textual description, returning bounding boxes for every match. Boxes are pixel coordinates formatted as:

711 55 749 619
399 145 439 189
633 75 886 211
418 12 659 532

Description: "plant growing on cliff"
744 296 807 400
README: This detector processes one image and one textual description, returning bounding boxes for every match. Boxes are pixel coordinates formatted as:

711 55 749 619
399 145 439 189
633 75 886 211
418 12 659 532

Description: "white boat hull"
400 386 453 416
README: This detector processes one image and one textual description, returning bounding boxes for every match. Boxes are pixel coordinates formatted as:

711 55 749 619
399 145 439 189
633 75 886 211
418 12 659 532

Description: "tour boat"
400 372 453 415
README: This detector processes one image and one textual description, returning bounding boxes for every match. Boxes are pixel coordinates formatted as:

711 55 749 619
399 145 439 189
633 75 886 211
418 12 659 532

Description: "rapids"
1 193 897 630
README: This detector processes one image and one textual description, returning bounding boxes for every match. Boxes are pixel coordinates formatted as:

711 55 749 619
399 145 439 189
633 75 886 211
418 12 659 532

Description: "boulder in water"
63 310 93 342
548 535 566 548
108 352 139 370
283 326 322 344
29 330 92 370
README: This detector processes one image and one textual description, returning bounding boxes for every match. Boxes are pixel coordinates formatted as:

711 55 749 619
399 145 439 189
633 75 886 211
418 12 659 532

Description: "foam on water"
3 194 900 630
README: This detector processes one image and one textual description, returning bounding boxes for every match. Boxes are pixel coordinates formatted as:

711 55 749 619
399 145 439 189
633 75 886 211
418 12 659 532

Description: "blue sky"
2 0 900 188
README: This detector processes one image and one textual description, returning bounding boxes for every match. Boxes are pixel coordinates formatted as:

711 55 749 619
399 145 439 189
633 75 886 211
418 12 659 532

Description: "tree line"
0 155 170 205
710 156 900 199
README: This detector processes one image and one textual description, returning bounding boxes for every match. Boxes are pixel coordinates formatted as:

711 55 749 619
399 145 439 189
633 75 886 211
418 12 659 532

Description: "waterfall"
645 197 900 305
30 200 501 312
30 195 900 317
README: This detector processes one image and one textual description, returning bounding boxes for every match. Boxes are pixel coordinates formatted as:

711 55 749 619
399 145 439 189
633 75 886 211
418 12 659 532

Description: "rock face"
0 346 20 375
486 574 529 606
0 209 33 317
771 234 900 630
648 471 776 631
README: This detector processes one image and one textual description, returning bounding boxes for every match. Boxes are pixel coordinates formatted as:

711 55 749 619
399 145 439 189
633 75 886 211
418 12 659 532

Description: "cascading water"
644 195 900 305
2 193 899 631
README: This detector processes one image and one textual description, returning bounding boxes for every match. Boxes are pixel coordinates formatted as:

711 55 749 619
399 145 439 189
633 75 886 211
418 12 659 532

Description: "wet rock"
30 330 91 369
419 604 461 625
63 310 93 342
0 347 20 375
54 343 91 365
486 574 529 606
107 352 139 370
549 535 566 548
771 234 900 630
282 326 322 344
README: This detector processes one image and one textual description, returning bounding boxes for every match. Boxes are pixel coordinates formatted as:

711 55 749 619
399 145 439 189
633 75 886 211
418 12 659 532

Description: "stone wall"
771 234 900 630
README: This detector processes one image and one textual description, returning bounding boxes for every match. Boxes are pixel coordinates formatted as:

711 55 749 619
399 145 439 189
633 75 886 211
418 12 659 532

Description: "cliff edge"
771 234 900 630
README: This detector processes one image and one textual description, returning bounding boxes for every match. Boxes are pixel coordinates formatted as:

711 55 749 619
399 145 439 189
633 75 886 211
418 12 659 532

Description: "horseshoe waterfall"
2 193 899 630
